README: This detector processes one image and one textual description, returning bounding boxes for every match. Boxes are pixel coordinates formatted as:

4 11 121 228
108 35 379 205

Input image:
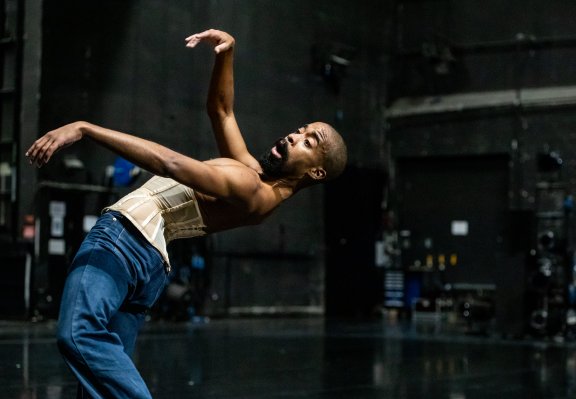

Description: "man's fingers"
36 139 52 163
35 145 51 167
185 35 199 47
185 30 211 43
26 135 54 167
214 42 230 54
194 30 213 39
185 30 233 51
26 139 43 163
27 144 41 166
30 145 45 166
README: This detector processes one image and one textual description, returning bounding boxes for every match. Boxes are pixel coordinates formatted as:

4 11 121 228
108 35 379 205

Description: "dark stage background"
2 1 576 337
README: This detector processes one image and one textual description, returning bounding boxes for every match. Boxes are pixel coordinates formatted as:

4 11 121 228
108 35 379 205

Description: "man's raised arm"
186 29 260 171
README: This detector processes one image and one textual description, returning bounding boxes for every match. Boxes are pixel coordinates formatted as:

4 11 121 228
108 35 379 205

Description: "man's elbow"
155 153 182 179
206 97 232 119
206 104 224 121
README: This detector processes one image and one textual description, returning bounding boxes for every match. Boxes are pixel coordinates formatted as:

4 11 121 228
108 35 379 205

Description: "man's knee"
56 318 93 362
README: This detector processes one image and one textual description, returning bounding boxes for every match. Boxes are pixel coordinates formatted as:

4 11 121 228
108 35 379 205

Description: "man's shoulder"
203 157 272 195
204 157 253 168
199 157 280 215
205 156 263 173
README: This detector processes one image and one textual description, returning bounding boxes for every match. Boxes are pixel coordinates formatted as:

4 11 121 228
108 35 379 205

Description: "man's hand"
26 122 84 167
185 29 235 54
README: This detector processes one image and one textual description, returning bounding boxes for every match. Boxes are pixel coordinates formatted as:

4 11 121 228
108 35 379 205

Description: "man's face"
259 122 328 179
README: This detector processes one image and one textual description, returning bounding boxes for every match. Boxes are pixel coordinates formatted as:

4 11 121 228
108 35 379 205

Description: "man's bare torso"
194 158 282 233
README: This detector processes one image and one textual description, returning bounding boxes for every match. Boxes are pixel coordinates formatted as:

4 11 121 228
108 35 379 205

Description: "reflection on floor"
2 317 576 398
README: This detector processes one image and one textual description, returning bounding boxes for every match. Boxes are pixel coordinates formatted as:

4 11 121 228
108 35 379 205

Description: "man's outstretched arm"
186 29 260 171
25 121 263 206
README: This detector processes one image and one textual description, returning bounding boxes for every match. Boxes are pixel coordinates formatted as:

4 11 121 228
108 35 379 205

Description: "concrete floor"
2 317 576 398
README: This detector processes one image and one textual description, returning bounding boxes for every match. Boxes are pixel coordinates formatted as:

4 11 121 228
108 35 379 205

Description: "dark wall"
29 0 576 318
35 0 392 313
388 0 576 209
324 166 386 319
390 0 576 99
384 1 576 331
40 0 391 172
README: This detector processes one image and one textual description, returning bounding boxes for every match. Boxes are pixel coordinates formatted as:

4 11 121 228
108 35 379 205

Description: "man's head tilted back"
259 121 347 185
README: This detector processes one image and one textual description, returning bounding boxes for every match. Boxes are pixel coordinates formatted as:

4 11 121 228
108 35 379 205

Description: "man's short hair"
323 125 347 181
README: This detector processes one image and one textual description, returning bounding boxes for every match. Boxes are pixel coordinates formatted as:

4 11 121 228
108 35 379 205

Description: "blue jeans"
56 211 168 398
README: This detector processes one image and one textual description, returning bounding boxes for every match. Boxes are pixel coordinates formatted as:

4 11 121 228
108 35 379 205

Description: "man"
26 29 347 398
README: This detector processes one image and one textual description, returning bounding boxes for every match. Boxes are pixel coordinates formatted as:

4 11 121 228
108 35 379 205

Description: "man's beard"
259 139 288 178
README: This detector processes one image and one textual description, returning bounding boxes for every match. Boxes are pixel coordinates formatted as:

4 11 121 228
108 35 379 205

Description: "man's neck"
260 176 298 201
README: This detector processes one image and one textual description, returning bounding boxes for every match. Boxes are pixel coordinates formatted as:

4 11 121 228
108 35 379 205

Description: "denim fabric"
56 211 167 399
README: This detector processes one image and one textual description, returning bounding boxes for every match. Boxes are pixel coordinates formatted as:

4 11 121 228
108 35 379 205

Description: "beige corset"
104 176 206 269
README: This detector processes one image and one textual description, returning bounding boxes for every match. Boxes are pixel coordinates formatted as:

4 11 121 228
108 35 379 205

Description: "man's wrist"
73 121 91 138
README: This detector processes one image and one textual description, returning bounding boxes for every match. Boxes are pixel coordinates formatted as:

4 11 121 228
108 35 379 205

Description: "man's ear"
307 167 327 180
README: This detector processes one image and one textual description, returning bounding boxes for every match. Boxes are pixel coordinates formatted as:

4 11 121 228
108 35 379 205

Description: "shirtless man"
25 29 347 398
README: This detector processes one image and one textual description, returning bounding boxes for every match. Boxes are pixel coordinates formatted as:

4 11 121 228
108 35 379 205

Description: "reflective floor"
2 317 576 398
